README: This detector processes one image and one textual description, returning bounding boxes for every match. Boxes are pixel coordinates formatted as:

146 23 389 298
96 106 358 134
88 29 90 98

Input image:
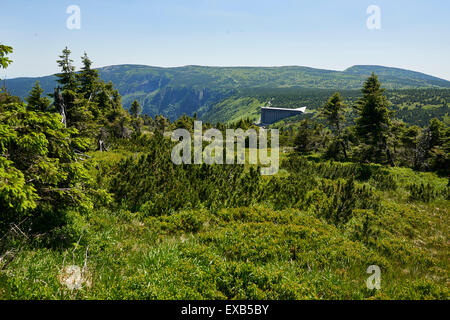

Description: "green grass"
201 96 262 124
1 202 447 299
1 152 448 300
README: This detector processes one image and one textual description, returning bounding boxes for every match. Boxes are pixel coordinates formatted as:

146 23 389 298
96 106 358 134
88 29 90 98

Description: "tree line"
281 74 449 175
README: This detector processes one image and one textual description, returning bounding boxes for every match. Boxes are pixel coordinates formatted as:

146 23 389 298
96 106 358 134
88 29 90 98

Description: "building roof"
260 106 307 113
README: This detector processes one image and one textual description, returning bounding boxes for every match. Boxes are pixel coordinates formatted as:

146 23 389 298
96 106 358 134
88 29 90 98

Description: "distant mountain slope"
202 87 450 127
344 65 450 88
5 64 450 120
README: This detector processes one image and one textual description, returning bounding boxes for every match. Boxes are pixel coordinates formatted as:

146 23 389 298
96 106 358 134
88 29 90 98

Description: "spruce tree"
320 92 348 158
54 47 93 129
78 52 99 99
25 81 51 111
354 73 394 165
56 47 77 91
294 120 313 153
321 92 346 131
0 47 93 236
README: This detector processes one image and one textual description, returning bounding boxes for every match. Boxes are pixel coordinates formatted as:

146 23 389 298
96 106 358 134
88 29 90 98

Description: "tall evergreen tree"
25 81 51 111
354 73 394 165
56 47 77 91
320 92 348 158
321 92 346 131
294 120 313 153
54 47 93 129
78 52 99 99
415 118 449 173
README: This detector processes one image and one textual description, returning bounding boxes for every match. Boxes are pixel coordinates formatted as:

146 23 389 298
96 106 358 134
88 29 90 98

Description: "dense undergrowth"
1 146 448 299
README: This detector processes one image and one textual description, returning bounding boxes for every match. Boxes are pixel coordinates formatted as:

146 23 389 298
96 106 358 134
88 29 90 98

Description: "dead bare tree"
53 87 67 127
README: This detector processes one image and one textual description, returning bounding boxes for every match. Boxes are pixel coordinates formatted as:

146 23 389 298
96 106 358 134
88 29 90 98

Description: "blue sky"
1 0 450 80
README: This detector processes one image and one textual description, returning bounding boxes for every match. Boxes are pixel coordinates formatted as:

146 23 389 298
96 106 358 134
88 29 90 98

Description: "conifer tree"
25 81 51 111
321 92 346 131
0 46 94 236
320 92 348 158
415 118 449 173
0 45 13 69
294 120 313 153
130 99 142 118
0 44 13 93
78 52 99 99
56 47 77 91
54 47 94 129
354 73 394 165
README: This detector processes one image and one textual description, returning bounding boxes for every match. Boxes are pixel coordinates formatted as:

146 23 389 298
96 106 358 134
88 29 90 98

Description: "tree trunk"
383 137 395 166
54 88 67 127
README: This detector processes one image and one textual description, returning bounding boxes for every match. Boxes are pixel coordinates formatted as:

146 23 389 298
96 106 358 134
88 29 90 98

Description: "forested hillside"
202 87 450 126
6 64 450 121
0 46 449 300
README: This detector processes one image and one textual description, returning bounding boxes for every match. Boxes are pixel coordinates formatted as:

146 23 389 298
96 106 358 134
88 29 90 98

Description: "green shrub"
408 183 438 202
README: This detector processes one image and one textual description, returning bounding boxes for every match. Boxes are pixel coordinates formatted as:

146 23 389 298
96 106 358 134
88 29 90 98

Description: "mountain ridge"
8 64 448 80
5 64 450 120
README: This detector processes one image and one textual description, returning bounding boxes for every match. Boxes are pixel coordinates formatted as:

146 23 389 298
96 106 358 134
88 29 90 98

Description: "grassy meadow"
1 147 448 300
